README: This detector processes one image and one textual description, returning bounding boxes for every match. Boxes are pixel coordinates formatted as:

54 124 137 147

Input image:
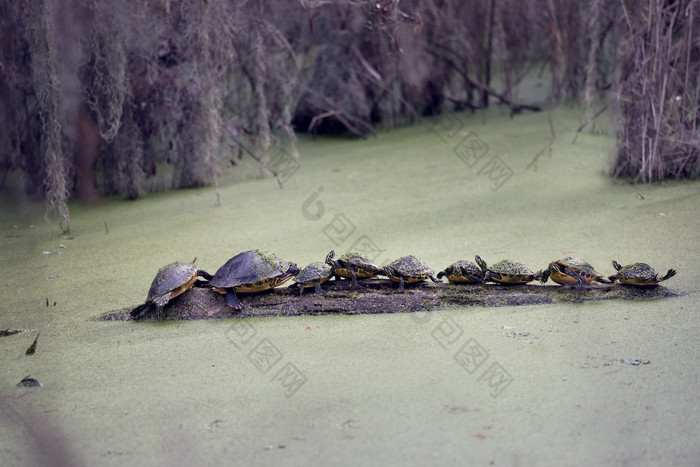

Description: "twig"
572 104 609 144
227 131 279 179
527 108 563 171
426 42 542 114
304 87 378 137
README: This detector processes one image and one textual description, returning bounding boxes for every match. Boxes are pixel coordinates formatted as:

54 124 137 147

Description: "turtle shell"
295 262 334 287
383 255 437 283
437 260 484 284
326 250 381 280
146 262 199 306
610 260 676 286
210 250 298 293
546 257 610 285
476 256 537 284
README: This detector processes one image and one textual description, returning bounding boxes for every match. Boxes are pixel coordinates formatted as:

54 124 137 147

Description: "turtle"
131 262 212 318
475 255 540 285
539 256 612 286
609 260 676 286
294 262 334 296
437 260 484 284
381 255 440 291
209 250 300 310
325 250 382 287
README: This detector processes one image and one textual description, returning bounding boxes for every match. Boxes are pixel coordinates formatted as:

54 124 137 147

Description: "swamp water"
1 108 699 466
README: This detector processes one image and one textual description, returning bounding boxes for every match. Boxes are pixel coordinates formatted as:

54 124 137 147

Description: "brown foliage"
612 0 700 182
0 0 697 232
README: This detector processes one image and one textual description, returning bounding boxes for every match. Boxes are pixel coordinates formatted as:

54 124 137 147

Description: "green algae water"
1 108 699 466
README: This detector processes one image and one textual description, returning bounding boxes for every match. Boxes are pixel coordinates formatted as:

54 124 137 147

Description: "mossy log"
97 279 685 321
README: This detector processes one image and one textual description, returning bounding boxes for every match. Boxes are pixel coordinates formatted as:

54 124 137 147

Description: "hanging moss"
24 0 71 233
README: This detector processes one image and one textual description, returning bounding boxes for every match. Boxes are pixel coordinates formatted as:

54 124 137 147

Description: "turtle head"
611 260 623 271
287 263 301 276
325 250 339 268
474 255 487 273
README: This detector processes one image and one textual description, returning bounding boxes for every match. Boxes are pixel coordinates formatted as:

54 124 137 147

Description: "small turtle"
437 260 484 284
609 260 676 286
210 250 300 310
131 262 212 317
540 256 612 286
475 255 539 285
325 250 382 287
294 262 334 296
381 255 439 291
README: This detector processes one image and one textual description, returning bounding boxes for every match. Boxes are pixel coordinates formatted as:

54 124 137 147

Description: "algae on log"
96 279 686 321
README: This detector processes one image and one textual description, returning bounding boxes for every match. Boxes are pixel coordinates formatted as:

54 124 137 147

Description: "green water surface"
1 108 699 466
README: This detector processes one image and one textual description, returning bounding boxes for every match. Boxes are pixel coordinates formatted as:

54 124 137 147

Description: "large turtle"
540 256 612 286
131 262 212 318
475 255 539 285
325 250 382 287
210 250 300 309
609 260 676 286
294 262 334 296
381 255 439 291
437 260 484 284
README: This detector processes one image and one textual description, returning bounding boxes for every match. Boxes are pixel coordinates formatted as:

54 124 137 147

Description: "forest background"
0 0 698 233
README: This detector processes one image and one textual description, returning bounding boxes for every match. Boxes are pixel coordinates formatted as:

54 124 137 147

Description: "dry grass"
612 0 700 182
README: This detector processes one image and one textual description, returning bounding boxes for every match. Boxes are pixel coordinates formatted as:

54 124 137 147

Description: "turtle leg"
397 276 405 292
298 285 305 297
225 289 244 310
314 283 326 295
659 269 677 282
350 268 358 288
153 293 171 308
130 302 152 318
429 275 440 283
565 270 587 289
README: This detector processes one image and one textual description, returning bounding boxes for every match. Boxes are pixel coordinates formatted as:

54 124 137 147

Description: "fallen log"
96 279 685 321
